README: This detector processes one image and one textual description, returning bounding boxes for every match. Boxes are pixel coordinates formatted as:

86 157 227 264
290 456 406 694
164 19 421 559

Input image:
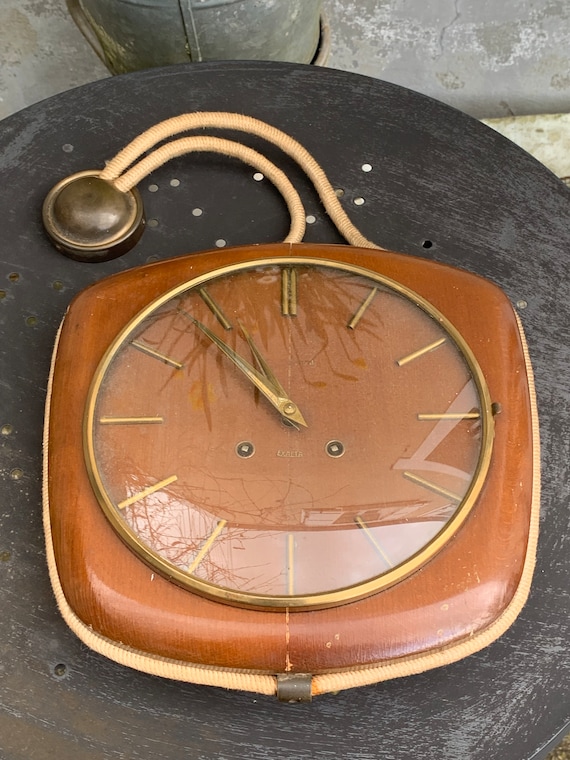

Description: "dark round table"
1 61 568 760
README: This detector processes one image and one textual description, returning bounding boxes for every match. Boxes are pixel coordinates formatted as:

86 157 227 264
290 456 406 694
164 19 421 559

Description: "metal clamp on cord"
276 674 314 703
41 111 383 262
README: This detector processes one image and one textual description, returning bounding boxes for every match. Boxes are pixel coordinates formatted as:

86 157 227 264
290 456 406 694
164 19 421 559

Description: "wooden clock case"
43 242 539 698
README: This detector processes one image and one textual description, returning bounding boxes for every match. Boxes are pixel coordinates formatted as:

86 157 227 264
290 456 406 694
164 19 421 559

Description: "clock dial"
84 258 494 609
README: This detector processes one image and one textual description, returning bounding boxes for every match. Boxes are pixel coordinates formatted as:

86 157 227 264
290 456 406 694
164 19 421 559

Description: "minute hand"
189 316 307 428
239 322 289 397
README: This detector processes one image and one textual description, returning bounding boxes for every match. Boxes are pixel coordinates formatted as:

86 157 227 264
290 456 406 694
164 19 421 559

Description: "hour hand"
238 323 309 429
186 314 307 428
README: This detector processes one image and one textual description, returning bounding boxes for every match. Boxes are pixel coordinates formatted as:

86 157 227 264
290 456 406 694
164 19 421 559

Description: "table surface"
0 61 568 760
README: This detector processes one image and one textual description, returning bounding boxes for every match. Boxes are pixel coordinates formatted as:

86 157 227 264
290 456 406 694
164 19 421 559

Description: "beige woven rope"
43 113 540 697
312 313 541 695
98 111 383 251
108 135 307 243
43 321 279 696
43 284 540 698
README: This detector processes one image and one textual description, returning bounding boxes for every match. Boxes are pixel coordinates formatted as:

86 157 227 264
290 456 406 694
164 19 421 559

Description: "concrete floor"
1 0 570 121
0 1 568 757
326 0 570 118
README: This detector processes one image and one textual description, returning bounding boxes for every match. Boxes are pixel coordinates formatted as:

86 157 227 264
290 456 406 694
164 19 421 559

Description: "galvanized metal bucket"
68 0 327 74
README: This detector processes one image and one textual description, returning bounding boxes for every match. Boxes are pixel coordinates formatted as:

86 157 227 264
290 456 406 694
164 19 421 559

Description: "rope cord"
42 258 541 698
43 113 540 696
43 322 278 696
98 111 384 251
312 312 541 695
111 135 307 243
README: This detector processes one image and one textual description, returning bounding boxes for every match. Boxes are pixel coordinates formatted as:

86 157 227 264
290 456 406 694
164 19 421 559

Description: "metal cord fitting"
276 674 313 703
42 170 144 262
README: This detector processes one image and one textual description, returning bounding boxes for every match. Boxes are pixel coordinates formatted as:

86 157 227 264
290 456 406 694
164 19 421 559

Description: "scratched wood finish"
46 242 533 673
0 62 569 759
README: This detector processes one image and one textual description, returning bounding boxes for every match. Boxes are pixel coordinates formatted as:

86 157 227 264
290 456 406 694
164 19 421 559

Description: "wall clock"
44 241 538 701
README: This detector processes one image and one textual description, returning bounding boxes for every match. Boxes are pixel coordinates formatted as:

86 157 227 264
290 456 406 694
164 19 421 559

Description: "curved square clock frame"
43 242 539 699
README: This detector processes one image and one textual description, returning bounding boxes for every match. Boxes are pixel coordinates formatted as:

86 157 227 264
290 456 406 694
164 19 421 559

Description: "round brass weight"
42 170 145 262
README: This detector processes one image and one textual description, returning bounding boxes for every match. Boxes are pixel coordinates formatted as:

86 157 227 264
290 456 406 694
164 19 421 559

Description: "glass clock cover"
85 258 493 609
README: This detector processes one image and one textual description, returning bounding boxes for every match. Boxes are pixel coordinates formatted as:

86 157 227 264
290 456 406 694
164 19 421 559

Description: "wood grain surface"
46 243 534 675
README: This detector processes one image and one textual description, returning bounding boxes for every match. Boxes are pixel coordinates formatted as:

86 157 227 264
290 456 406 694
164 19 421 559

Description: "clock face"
84 257 494 609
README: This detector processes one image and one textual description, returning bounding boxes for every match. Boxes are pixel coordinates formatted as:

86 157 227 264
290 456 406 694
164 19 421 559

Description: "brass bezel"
83 256 495 611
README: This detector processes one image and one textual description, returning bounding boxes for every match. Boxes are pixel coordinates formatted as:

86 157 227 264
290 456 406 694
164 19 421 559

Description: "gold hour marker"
348 287 378 329
287 533 295 595
355 516 393 568
281 268 298 316
397 337 446 367
188 520 228 574
417 412 480 421
198 287 232 330
118 475 178 509
131 340 183 369
99 416 164 425
403 471 462 504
